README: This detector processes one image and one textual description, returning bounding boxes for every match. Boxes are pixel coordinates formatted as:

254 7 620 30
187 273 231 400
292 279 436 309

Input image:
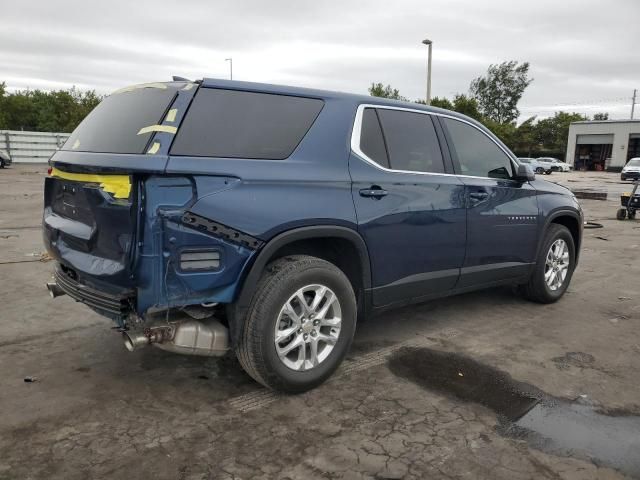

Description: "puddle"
389 347 640 477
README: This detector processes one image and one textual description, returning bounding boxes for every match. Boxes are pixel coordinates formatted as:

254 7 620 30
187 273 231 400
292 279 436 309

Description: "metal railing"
0 130 70 163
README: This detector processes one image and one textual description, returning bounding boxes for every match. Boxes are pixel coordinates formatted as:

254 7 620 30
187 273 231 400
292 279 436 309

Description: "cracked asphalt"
1 165 639 479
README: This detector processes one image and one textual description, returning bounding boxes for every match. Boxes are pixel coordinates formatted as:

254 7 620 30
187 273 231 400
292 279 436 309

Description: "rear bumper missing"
51 266 134 321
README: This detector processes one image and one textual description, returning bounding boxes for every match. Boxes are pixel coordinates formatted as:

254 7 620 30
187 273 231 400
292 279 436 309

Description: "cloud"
2 0 638 120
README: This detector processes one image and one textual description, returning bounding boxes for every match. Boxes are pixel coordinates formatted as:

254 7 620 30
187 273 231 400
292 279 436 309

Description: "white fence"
0 130 70 163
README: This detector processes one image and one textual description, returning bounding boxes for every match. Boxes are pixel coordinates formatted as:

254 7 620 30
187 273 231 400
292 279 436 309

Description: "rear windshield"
170 88 324 159
62 86 177 154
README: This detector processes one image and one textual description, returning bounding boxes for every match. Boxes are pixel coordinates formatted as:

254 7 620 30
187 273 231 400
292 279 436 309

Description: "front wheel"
535 167 544 174
236 255 357 392
521 224 575 303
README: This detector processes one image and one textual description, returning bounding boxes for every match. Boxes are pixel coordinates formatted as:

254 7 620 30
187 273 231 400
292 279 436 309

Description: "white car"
621 158 640 181
537 157 571 172
518 157 552 175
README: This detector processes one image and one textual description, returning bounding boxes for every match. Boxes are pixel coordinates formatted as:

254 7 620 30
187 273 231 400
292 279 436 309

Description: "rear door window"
62 87 177 154
442 118 514 179
171 89 324 159
376 109 445 174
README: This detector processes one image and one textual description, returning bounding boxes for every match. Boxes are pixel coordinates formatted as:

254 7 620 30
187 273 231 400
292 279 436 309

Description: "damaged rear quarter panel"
136 175 256 314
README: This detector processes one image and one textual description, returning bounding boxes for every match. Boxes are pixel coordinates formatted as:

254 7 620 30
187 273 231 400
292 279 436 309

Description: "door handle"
468 191 489 201
359 186 388 199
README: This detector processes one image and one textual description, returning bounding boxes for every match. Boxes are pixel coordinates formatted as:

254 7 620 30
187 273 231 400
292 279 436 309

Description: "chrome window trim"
350 103 519 180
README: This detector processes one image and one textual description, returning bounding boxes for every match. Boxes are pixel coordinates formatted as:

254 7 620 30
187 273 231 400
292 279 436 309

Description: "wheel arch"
228 225 372 346
541 210 582 264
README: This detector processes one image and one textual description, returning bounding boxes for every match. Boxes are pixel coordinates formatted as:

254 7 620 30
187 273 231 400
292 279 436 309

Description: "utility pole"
421 39 433 105
225 58 233 80
632 89 637 119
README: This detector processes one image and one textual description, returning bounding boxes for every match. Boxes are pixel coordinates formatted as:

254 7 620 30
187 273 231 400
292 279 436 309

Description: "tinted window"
171 89 324 159
359 108 389 168
63 87 177 154
442 118 514 179
377 109 445 173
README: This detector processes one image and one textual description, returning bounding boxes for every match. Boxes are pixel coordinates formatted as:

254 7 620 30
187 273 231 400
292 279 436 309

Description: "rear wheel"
617 208 627 220
0 158 5 169
535 167 544 174
236 255 357 392
521 224 575 303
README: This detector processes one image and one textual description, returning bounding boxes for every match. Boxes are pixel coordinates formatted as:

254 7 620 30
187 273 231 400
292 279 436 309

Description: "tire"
535 167 544 174
545 170 552 175
629 211 636 220
0 159 4 169
521 224 575 304
617 209 627 220
236 255 357 393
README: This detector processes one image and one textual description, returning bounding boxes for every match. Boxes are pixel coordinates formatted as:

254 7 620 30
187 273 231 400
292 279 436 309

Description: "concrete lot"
0 165 639 480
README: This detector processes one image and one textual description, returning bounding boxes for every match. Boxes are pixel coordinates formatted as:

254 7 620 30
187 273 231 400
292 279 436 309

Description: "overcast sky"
2 0 639 121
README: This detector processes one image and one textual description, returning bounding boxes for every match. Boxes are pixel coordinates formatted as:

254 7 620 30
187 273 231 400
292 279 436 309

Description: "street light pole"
422 39 432 105
225 58 233 80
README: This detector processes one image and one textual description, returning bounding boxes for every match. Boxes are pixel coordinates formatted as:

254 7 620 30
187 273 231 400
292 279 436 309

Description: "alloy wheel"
545 239 570 291
274 284 342 371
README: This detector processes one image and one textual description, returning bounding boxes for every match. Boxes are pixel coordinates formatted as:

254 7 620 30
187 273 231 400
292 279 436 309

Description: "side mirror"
515 164 535 182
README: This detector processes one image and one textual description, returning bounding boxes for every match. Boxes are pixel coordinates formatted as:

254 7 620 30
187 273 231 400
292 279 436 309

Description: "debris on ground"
23 376 37 383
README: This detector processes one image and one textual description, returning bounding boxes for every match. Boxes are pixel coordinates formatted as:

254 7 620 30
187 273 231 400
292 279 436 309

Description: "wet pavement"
1 166 640 479
389 346 640 478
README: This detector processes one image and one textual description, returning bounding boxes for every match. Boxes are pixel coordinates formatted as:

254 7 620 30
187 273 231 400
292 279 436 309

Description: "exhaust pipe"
123 318 229 357
122 328 168 352
46 282 66 299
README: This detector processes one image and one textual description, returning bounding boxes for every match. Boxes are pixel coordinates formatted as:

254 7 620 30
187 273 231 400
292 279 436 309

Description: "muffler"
46 282 66 299
123 318 229 357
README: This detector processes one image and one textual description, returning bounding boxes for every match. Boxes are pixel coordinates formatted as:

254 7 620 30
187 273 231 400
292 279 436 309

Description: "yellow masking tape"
112 82 168 95
50 167 131 199
71 139 80 150
137 124 178 135
165 109 178 122
182 83 195 91
147 141 161 154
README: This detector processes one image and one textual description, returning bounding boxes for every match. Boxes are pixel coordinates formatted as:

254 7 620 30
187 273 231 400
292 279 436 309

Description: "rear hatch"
43 82 195 314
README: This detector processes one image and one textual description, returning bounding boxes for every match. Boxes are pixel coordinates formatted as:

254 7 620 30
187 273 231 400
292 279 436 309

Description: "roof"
200 77 473 122
571 119 640 125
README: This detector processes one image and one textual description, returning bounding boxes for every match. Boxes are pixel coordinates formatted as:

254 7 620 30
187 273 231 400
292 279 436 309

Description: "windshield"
62 85 178 154
628 159 640 167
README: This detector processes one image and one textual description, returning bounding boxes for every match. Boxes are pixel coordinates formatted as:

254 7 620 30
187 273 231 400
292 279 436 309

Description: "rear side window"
63 87 177 154
442 118 514 179
171 89 324 159
359 108 390 168
377 109 445 174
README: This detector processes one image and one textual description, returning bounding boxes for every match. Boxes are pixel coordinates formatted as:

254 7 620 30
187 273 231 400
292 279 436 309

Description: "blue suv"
44 78 583 392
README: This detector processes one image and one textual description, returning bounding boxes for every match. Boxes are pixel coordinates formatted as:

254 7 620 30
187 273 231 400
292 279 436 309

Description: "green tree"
0 84 103 132
534 111 588 153
451 94 482 121
429 96 453 110
470 61 533 124
368 83 406 101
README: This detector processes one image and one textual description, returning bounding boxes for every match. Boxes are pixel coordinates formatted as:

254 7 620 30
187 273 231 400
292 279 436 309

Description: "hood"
530 177 574 196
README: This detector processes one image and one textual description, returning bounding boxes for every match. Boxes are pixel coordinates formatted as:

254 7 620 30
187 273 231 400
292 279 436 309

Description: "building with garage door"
565 119 640 171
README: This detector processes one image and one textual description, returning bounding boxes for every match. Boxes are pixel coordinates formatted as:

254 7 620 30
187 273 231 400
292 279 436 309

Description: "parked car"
518 157 552 175
621 158 640 181
43 79 583 392
0 150 11 168
537 157 571 172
